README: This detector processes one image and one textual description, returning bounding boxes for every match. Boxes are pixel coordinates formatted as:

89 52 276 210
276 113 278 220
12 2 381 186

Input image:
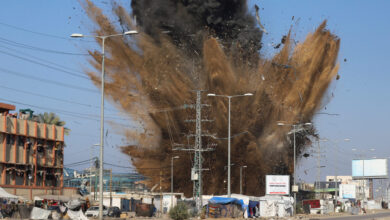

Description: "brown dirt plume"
80 0 340 196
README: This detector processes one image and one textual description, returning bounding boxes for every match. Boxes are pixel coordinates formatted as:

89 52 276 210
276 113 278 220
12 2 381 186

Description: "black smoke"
131 0 263 61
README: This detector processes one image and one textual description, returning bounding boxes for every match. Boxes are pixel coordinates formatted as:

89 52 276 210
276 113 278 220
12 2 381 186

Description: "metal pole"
110 169 112 207
90 147 92 197
363 158 365 207
316 140 321 199
240 166 243 194
171 157 174 209
99 37 106 220
160 170 163 217
293 124 296 214
227 97 231 197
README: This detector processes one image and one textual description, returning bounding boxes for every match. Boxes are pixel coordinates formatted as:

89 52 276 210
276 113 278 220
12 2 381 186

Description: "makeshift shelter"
207 197 245 218
258 195 293 217
0 187 18 203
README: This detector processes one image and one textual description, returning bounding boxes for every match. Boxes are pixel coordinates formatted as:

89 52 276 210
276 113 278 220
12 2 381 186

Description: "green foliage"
169 203 189 220
36 112 70 135
296 202 304 214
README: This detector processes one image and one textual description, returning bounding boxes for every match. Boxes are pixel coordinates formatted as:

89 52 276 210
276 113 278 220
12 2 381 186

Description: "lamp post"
71 30 138 220
207 93 253 197
277 122 312 214
171 156 180 209
240 165 247 194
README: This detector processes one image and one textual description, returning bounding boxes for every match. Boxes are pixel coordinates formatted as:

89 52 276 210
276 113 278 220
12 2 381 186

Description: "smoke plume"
81 0 340 196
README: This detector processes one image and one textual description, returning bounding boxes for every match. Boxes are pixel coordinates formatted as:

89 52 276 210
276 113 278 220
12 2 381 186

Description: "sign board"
191 168 198 181
266 175 290 195
352 159 388 179
340 184 356 199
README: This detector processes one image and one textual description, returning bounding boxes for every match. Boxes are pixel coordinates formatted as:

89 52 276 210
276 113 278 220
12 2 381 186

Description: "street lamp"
277 121 312 214
171 156 180 209
71 30 138 220
240 165 247 194
207 92 253 197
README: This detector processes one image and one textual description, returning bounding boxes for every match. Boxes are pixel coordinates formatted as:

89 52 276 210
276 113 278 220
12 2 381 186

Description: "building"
0 103 75 200
63 167 146 194
326 175 369 199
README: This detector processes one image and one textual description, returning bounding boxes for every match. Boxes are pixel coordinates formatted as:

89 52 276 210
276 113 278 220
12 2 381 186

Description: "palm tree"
36 112 70 135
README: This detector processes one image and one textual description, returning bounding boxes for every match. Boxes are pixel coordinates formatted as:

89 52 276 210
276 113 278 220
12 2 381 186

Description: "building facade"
0 103 68 199
326 175 370 199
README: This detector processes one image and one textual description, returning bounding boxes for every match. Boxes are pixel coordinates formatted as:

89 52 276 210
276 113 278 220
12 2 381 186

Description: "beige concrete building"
0 103 75 200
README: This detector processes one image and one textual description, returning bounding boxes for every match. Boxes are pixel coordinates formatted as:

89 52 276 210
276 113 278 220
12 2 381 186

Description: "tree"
36 112 70 135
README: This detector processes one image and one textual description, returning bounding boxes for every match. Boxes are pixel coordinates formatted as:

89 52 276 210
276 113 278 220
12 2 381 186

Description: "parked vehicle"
108 206 121 217
85 206 108 217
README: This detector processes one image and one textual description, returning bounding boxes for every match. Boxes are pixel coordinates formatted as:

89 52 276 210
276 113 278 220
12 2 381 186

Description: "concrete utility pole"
160 170 163 217
240 165 247 194
71 30 138 220
277 122 311 214
110 169 112 207
316 140 321 199
315 139 327 199
171 156 179 209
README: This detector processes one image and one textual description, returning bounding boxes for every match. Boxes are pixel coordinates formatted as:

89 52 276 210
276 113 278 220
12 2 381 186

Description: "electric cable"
0 21 94 42
0 67 96 93
0 36 89 56
0 49 89 79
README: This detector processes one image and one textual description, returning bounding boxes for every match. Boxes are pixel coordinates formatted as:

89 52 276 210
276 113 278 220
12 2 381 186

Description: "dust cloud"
80 0 340 196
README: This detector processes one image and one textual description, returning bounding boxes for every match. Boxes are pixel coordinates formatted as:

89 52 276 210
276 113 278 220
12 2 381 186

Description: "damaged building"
0 103 75 199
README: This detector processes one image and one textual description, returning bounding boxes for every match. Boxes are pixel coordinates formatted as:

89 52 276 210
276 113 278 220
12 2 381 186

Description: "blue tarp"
248 201 259 208
209 197 245 209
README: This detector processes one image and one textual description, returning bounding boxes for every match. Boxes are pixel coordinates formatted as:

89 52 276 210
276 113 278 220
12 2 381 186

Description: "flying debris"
81 0 341 196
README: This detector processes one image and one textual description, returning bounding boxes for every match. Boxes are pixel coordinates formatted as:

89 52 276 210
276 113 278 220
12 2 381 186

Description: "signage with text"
266 175 290 195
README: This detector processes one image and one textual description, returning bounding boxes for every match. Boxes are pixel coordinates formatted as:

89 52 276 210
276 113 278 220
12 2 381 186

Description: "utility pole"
194 90 202 211
240 165 247 194
316 140 321 199
174 91 215 213
110 169 112 207
160 170 163 217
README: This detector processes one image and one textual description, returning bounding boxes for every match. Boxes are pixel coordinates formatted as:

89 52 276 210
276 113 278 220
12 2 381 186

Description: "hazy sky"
0 0 389 189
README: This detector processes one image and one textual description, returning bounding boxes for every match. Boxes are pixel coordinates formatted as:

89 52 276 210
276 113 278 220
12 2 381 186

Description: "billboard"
340 184 356 199
352 159 388 179
266 175 290 195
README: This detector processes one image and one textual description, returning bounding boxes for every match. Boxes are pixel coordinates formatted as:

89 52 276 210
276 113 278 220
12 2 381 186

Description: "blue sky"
0 0 389 187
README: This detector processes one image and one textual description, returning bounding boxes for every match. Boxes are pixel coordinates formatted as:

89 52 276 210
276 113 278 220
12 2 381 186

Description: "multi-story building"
0 103 74 200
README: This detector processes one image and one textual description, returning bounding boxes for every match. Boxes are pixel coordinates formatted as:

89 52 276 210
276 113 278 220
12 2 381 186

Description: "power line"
0 84 117 111
0 97 102 122
0 67 97 93
65 158 95 167
0 49 89 79
0 97 139 129
103 162 170 170
0 21 94 42
0 36 89 56
0 97 129 121
0 44 87 74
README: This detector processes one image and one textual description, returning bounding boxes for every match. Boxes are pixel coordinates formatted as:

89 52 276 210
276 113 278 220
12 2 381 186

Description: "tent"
0 187 18 202
208 197 245 218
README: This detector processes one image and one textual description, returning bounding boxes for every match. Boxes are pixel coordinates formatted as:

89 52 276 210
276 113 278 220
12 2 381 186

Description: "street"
306 210 390 220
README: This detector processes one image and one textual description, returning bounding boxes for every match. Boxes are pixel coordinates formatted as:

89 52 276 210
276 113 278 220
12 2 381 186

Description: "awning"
0 187 18 199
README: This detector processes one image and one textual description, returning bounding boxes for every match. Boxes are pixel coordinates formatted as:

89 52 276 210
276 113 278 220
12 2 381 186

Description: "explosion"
81 0 340 196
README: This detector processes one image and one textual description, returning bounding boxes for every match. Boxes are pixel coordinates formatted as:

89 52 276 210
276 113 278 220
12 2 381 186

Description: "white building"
326 176 369 199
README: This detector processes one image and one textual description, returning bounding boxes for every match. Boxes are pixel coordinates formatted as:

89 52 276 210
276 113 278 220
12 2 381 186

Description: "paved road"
313 211 390 220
